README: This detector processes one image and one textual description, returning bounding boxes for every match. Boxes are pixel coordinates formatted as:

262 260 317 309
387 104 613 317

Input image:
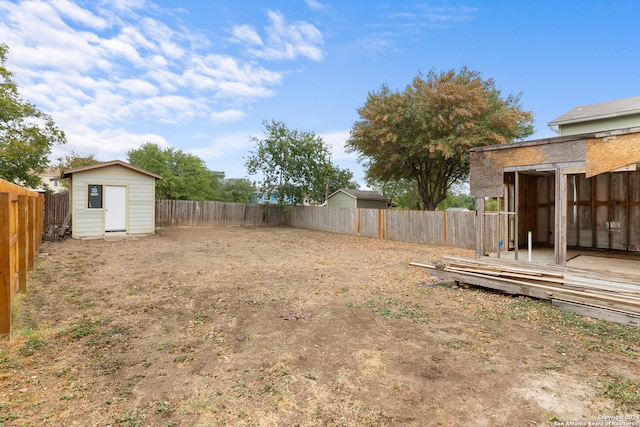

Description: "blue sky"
1 0 639 188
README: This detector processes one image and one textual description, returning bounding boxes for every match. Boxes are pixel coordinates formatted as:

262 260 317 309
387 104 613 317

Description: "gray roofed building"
326 188 390 209
548 96 640 136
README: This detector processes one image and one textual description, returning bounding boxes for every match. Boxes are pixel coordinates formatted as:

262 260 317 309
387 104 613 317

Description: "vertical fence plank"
27 196 35 269
0 192 11 337
18 195 28 293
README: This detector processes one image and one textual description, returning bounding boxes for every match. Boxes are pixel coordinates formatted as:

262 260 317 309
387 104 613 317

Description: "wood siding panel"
356 200 388 209
327 192 355 208
560 113 640 136
586 133 640 177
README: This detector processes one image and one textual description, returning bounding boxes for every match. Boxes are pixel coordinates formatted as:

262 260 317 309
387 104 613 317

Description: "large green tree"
0 43 66 187
245 120 355 205
128 142 223 200
347 67 534 210
218 178 255 203
56 152 100 190
368 178 423 210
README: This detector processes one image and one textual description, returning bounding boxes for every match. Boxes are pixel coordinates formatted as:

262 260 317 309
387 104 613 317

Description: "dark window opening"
88 184 103 208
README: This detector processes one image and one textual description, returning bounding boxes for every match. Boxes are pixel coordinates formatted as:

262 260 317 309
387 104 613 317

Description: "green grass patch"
19 337 47 356
0 402 19 423
0 349 22 370
362 298 430 323
601 379 640 410
542 310 640 358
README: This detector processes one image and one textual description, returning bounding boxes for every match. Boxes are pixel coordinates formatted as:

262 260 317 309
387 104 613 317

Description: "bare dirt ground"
1 226 639 426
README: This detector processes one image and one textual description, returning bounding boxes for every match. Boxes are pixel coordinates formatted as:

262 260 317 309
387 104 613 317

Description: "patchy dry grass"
1 226 639 425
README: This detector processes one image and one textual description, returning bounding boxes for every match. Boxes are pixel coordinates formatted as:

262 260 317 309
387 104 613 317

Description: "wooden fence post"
0 192 11 337
18 195 28 293
28 196 36 269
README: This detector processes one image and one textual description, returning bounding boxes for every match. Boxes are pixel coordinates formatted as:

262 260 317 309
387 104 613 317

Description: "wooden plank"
28 196 36 269
549 293 640 316
443 262 640 297
445 267 640 307
443 254 640 287
426 267 552 300
552 300 640 326
412 259 640 318
18 195 28 293
0 192 11 337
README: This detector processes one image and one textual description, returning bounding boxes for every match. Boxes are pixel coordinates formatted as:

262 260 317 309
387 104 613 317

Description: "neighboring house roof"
327 188 389 202
548 96 640 126
61 160 163 179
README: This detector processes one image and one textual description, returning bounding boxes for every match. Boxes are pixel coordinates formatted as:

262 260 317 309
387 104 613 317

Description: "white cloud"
50 125 169 163
305 0 325 11
118 78 159 96
210 109 245 122
182 54 281 98
385 5 477 31
231 24 263 46
189 131 255 162
233 10 324 61
52 0 109 30
320 130 357 161
259 10 324 61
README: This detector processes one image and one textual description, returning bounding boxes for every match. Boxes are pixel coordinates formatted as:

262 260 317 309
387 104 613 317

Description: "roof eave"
548 109 640 127
61 160 163 179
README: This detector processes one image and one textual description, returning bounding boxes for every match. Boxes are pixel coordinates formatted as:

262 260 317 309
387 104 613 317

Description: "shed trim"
62 160 163 180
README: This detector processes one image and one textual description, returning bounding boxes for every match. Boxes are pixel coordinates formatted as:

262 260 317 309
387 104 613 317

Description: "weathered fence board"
43 192 69 234
155 200 287 227
0 179 43 338
154 201 499 251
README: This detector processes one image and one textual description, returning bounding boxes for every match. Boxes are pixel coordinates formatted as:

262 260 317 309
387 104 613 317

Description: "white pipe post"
528 231 532 262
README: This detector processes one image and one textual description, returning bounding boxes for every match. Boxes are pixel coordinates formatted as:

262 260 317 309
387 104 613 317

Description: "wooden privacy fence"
43 192 69 233
289 206 482 249
155 200 498 250
0 179 44 338
155 200 288 227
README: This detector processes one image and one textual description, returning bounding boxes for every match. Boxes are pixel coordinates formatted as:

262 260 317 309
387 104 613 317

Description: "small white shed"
61 160 162 238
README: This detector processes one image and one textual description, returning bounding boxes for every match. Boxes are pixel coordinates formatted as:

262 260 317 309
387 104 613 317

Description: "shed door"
105 186 127 232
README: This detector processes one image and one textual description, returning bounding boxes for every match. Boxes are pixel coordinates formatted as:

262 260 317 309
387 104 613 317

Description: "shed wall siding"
327 192 356 208
70 165 156 237
356 199 388 209
559 113 640 136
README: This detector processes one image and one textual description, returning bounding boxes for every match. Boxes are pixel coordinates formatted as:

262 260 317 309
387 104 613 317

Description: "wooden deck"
411 255 640 326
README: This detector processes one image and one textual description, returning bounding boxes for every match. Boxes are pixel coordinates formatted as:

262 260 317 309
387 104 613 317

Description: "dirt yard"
1 226 639 426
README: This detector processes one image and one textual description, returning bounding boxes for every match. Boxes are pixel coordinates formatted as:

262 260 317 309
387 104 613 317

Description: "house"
250 192 294 205
30 167 64 193
548 96 640 136
470 96 640 265
61 160 162 238
326 189 390 209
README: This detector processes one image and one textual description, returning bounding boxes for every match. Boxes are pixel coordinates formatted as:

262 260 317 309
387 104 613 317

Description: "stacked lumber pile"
411 256 640 326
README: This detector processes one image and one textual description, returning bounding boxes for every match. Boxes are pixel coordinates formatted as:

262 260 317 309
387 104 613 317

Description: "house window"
88 184 103 208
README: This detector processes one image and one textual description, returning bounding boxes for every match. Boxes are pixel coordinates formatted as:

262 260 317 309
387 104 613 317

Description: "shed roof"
61 160 163 179
327 188 389 201
548 96 640 126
